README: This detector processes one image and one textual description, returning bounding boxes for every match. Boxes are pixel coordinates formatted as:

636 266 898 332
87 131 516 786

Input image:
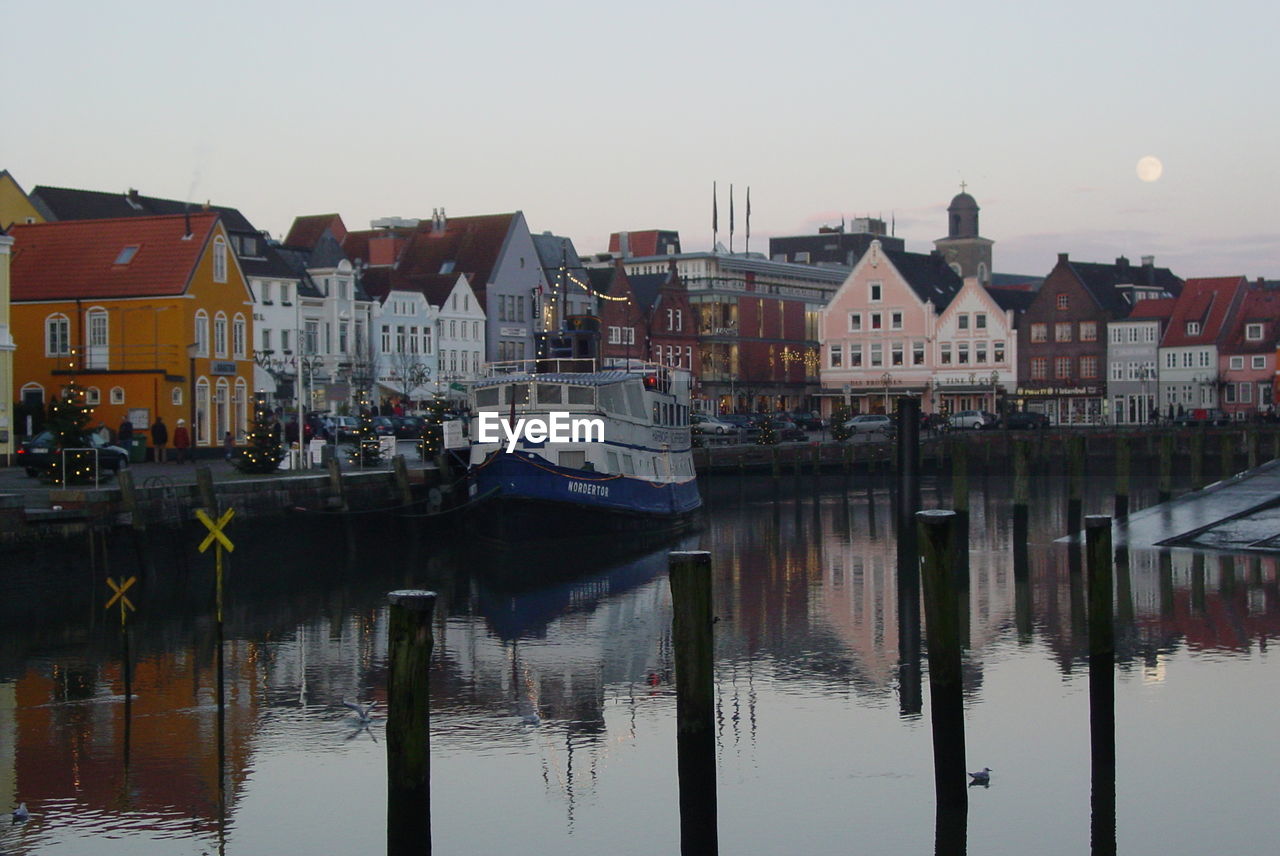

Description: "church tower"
933 184 993 285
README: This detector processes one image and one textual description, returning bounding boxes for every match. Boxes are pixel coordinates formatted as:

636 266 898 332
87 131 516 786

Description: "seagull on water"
12 802 29 822
342 699 377 723
968 767 991 787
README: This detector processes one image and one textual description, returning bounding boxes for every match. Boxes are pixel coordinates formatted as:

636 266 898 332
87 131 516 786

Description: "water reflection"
0 472 1276 854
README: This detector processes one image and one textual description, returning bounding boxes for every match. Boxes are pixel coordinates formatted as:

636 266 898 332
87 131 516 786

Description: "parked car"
371 416 396 436
329 415 360 440
721 414 761 437
790 411 825 431
844 414 895 434
1002 410 1050 430
692 414 737 435
766 419 808 442
951 410 996 430
392 415 426 439
1172 408 1233 427
17 430 129 478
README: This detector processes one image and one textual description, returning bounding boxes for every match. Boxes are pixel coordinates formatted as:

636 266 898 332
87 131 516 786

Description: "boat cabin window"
597 383 626 415
621 453 635 475
567 386 594 406
475 387 499 407
626 383 646 419
559 450 585 469
537 383 562 404
503 384 530 405
606 450 620 472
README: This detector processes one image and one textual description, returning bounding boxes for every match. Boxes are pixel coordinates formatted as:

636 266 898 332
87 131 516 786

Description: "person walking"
118 417 134 452
173 419 191 465
223 430 235 461
151 416 169 463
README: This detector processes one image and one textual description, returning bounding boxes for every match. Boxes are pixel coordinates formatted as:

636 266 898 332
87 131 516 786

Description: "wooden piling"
917 510 967 812
1246 429 1259 471
1113 437 1130 519
1190 432 1204 490
896 398 923 717
392 455 413 506
387 589 437 856
196 466 217 514
668 551 718 856
1158 434 1174 502
327 457 348 510
1085 516 1116 856
1220 432 1234 482
118 469 146 531
771 446 781 478
1067 436 1084 536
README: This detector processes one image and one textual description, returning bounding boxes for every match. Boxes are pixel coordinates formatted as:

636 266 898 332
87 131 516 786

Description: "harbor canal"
0 469 1277 855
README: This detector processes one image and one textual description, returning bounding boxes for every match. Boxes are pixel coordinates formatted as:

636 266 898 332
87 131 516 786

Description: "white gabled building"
371 289 438 407
435 274 486 398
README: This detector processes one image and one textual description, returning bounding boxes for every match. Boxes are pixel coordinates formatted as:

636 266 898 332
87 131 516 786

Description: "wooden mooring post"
1114 437 1130 519
1067 436 1084 536
1085 516 1116 856
1220 433 1235 483
1013 439 1032 641
387 589 437 856
917 510 968 813
1190 432 1204 490
668 551 718 856
896 398 923 717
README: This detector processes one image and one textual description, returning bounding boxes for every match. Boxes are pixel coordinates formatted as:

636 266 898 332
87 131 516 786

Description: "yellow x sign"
106 576 137 613
196 507 236 554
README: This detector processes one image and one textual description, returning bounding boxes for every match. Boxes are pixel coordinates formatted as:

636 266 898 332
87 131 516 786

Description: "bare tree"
345 332 380 411
386 348 429 410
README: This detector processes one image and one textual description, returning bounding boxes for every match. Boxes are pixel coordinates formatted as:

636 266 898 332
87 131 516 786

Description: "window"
1186 321 1201 335
215 378 229 445
850 345 863 367
1055 357 1072 380
45 313 70 356
958 314 969 330
1030 323 1047 343
85 308 109 369
849 313 862 332
213 238 228 283
1111 362 1124 381
282 330 291 352
940 342 952 364
381 325 391 352
114 245 139 265
1144 326 1156 343
1230 356 1244 370
912 340 925 365
871 313 882 330
261 328 271 352
870 343 883 367
891 312 903 330
869 282 882 302
676 309 683 331
1079 321 1097 342
1031 357 1047 380
233 314 246 359
975 342 987 363
1182 352 1192 368
449 320 457 339
993 341 1005 363
1080 356 1098 379
1165 352 1176 369
975 313 987 330
608 326 620 345
304 321 319 355
1225 384 1237 404
85 386 101 405
424 327 433 354
214 312 228 357
195 378 210 445
172 387 183 406
234 378 248 439
110 386 125 405
957 342 969 364
1252 355 1266 369
1055 322 1073 342
891 342 904 366
195 310 209 357
829 344 843 368
1246 323 1263 341
1198 351 1210 368
1056 293 1069 310
396 326 406 353
1111 327 1123 344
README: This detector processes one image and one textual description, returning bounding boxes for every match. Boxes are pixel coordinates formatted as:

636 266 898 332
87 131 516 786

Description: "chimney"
1141 255 1154 267
1116 255 1130 271
1057 252 1069 264
439 207 447 232
183 204 192 239
619 231 630 258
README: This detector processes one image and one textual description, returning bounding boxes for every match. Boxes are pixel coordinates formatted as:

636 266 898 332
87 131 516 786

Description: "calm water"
1 470 1277 855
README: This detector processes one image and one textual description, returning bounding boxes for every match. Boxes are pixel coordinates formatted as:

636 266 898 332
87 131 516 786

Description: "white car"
951 410 994 430
692 414 736 435
844 414 894 434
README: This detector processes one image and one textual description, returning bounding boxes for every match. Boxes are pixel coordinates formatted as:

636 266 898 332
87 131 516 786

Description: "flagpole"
712 181 718 253
745 186 751 255
729 184 735 255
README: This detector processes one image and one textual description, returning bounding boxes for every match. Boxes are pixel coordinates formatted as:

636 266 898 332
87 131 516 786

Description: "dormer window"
1246 323 1263 341
1186 321 1201 335
1056 293 1069 310
440 261 455 274
114 245 139 265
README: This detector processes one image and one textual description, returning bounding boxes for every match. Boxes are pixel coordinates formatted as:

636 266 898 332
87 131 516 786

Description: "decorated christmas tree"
830 404 853 442
346 407 384 466
418 393 448 460
756 416 778 446
43 381 99 484
235 404 284 474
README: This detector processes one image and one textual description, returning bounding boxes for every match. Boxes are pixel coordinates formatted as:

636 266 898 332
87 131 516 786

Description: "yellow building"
0 170 44 231
10 212 254 447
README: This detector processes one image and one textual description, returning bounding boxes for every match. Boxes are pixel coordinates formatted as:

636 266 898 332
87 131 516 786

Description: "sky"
7 0 1279 279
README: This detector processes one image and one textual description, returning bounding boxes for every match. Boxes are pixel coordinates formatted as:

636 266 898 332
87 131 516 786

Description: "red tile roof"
9 213 221 301
608 230 665 257
1161 276 1247 348
284 213 346 249
1124 296 1176 319
1221 287 1280 353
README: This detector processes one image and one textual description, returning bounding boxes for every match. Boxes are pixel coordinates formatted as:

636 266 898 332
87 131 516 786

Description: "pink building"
1219 282 1280 419
818 240 1017 416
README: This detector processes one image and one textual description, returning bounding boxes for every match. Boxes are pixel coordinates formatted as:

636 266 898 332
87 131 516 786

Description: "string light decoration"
346 407 384 467
43 381 98 484
417 393 448 459
235 403 284 474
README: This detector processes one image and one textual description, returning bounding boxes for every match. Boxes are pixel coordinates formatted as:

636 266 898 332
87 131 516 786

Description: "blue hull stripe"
472 451 702 517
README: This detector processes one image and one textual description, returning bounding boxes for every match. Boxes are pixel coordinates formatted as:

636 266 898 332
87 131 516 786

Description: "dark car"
392 415 425 439
766 419 808 442
1002 410 1050 430
371 416 396 436
721 414 761 437
790 411 825 431
17 430 129 478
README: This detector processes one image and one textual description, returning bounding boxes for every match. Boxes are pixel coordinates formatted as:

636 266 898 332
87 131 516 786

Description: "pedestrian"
151 416 169 463
173 419 191 464
224 430 235 461
118 417 134 450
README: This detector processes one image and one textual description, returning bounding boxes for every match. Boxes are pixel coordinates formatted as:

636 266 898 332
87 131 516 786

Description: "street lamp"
882 372 892 414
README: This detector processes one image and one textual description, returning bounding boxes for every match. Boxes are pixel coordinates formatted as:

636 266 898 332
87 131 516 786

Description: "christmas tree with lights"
43 381 99 484
756 416 778 446
418 393 448 460
235 404 284 474
830 404 853 442
346 407 383 466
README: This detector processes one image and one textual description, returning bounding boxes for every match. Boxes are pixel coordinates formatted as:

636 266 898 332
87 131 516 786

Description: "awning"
253 363 277 394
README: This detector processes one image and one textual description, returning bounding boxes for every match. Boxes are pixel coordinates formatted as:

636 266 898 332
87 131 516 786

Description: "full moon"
1136 155 1163 182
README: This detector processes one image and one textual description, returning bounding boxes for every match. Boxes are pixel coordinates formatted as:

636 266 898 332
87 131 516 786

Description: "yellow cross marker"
106 576 137 626
196 508 236 554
